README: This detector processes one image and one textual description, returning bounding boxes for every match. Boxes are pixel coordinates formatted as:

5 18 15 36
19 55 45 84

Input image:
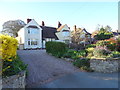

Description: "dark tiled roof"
112 32 120 36
27 25 38 28
40 26 58 40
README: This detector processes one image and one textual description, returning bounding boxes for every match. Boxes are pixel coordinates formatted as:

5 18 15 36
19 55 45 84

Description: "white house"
17 19 71 49
17 19 42 49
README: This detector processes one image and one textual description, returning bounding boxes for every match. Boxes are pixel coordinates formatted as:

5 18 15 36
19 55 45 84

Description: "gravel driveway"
17 50 81 88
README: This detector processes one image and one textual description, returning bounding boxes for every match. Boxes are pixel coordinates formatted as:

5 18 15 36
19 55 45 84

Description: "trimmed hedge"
46 41 67 58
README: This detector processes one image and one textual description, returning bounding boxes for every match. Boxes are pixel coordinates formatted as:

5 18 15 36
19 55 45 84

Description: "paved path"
18 50 118 88
38 72 118 88
17 50 80 88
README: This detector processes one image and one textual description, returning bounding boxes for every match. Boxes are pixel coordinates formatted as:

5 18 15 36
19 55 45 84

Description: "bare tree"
2 20 26 37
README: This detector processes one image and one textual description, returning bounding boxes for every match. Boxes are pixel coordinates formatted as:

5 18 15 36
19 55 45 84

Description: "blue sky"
0 1 118 33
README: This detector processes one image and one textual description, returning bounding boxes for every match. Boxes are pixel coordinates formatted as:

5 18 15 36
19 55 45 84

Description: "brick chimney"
42 21 45 26
74 25 77 31
58 21 62 28
27 19 32 23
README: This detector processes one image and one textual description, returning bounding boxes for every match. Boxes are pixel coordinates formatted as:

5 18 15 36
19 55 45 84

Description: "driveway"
38 72 118 88
17 50 118 88
17 50 80 88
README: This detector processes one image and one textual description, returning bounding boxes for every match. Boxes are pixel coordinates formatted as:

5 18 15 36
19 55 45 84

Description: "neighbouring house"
72 25 91 44
55 22 71 44
40 25 58 48
17 19 71 49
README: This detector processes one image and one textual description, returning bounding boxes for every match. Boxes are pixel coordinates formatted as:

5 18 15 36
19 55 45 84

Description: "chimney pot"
42 21 45 26
27 19 32 23
58 21 62 28
74 25 77 31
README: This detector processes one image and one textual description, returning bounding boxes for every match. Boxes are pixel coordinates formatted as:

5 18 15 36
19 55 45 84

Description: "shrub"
96 40 108 47
63 50 77 58
3 55 28 77
96 39 117 51
86 47 94 58
85 44 96 49
63 50 87 59
93 47 111 58
107 51 120 58
94 28 113 40
46 41 67 58
77 50 87 57
0 35 18 61
0 35 27 77
73 58 93 71
105 38 117 51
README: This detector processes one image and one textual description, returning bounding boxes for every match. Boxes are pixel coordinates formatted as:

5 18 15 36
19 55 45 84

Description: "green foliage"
93 48 110 58
96 40 108 47
46 41 67 58
86 47 94 58
96 40 117 51
94 28 113 40
73 58 93 71
107 51 120 58
3 55 28 77
85 44 96 49
63 50 87 59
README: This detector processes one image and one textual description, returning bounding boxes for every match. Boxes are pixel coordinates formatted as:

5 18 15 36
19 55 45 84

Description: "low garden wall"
2 71 26 88
90 58 120 73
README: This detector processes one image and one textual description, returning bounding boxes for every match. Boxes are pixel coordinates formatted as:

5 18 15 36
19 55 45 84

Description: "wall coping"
90 57 120 61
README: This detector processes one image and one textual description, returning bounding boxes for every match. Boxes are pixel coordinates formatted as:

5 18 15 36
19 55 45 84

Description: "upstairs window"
28 28 38 34
62 32 69 36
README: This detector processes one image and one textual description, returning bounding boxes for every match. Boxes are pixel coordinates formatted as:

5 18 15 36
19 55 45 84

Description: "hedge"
46 41 67 58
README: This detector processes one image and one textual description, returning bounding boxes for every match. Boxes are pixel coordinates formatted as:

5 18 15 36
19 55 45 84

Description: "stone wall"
90 58 120 73
2 71 26 88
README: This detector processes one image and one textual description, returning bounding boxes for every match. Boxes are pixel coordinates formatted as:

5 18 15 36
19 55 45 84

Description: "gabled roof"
40 26 58 40
57 24 69 32
57 25 65 31
82 28 91 35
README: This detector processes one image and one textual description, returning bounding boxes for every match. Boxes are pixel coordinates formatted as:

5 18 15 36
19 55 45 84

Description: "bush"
0 35 27 77
63 50 77 58
46 41 67 58
73 58 93 71
96 40 117 51
85 44 96 49
63 50 87 59
107 51 120 58
93 47 110 58
0 35 18 61
94 28 113 40
3 55 28 77
86 47 94 58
